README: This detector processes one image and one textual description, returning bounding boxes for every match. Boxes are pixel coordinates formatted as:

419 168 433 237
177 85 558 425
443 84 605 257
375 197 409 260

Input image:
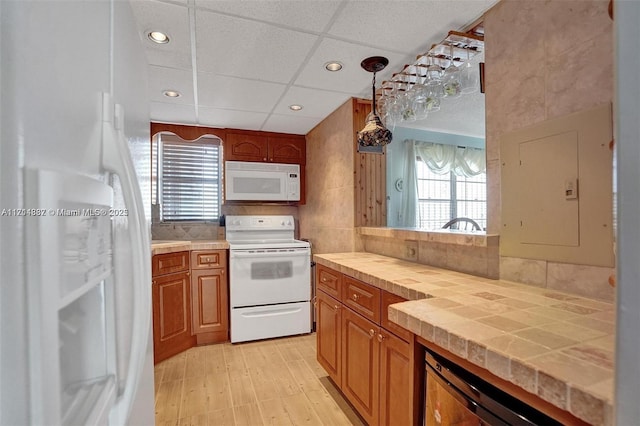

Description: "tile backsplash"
151 204 299 240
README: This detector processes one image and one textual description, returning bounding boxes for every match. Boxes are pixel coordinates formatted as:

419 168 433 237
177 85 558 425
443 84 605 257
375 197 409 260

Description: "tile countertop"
314 252 615 426
151 240 229 255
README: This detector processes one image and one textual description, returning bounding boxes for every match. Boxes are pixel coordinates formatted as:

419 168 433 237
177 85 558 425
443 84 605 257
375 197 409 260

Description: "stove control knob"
281 221 286 226
287 221 292 226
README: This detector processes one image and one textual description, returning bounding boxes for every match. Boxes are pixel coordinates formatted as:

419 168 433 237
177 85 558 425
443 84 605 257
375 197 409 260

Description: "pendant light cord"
371 71 377 114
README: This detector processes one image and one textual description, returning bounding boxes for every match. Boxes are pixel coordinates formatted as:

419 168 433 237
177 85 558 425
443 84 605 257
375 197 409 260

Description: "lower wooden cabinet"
152 269 195 363
317 290 342 386
152 249 229 363
190 258 228 344
317 268 419 426
342 307 380 425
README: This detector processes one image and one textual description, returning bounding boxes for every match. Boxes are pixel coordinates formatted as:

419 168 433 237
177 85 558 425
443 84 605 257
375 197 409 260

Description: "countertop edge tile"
151 240 229 255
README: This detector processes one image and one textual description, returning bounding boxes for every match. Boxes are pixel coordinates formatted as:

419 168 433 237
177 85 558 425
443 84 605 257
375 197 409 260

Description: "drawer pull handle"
352 293 359 301
377 333 385 343
369 329 375 338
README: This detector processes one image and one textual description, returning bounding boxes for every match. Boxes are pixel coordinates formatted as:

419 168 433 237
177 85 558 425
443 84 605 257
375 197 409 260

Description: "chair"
442 217 481 231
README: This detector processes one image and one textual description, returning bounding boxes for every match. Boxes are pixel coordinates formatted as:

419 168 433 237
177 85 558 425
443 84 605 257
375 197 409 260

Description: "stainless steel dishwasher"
424 349 562 426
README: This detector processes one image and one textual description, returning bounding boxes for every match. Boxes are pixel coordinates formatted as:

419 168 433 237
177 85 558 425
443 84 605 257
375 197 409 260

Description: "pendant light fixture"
357 56 392 150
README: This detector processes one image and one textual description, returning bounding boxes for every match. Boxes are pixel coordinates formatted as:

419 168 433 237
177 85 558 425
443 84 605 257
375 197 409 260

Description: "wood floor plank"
162 353 187 382
287 359 324 393
205 372 233 411
302 356 330 378
258 398 294 425
265 362 303 397
233 403 264 426
223 345 247 372
208 407 235 426
178 413 208 426
185 347 208 378
181 376 208 418
278 344 304 362
281 393 323 426
155 379 183 422
303 388 361 426
228 369 257 407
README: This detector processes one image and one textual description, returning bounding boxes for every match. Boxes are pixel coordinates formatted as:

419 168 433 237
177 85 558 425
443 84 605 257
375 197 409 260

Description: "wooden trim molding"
150 122 226 141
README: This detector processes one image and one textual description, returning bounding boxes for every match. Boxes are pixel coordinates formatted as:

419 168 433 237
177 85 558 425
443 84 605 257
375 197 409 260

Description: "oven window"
251 261 293 280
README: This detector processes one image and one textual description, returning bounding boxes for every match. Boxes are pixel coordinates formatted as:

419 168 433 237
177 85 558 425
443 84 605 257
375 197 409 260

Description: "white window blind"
159 136 221 221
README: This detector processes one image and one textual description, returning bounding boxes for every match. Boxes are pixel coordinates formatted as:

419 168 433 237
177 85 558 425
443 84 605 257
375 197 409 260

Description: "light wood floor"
154 333 365 426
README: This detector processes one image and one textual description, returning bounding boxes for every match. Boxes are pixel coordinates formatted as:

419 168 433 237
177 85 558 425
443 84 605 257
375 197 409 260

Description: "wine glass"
411 67 429 120
442 42 461 98
424 56 443 112
460 45 479 94
400 80 416 122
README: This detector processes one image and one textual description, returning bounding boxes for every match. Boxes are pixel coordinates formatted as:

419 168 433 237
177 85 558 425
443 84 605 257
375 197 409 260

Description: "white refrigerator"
0 1 155 425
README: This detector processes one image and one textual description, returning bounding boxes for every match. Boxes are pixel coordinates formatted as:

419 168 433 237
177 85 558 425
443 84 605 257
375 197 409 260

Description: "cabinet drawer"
191 250 227 270
342 276 381 324
317 264 341 299
381 291 412 342
152 251 189 276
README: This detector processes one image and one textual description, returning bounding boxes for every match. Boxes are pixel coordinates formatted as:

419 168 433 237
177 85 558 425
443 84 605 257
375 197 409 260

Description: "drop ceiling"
130 0 497 137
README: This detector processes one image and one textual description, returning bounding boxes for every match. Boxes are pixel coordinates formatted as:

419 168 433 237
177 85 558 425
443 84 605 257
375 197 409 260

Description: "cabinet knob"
334 304 340 310
263 157 267 161
377 333 385 343
369 329 375 338
152 280 156 285
270 158 273 161
352 293 359 301
321 277 327 283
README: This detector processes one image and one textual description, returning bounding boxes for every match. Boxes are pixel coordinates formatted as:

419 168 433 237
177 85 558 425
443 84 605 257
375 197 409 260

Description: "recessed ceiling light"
289 104 303 111
163 90 181 98
324 61 343 72
148 31 170 44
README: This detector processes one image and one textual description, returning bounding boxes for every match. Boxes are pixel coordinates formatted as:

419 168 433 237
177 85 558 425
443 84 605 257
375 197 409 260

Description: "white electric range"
226 215 311 343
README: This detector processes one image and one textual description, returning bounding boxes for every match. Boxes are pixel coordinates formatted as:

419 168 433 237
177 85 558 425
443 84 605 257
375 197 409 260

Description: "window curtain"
398 139 486 227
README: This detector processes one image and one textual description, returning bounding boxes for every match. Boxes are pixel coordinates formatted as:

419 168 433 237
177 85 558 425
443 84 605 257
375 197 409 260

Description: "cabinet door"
267 136 305 164
152 272 195 363
342 308 380 426
379 330 413 426
191 268 228 337
225 132 268 162
317 290 342 387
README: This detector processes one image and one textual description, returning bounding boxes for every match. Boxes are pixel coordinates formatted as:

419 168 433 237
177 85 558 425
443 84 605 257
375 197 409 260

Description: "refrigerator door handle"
101 93 152 424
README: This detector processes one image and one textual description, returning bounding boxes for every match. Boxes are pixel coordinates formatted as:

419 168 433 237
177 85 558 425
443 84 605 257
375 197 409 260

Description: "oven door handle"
230 249 310 259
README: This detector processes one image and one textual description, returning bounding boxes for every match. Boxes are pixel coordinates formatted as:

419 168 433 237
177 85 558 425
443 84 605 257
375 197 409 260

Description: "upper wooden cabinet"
225 131 306 165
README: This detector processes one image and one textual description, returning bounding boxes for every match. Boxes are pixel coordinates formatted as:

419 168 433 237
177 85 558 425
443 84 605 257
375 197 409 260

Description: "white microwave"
225 161 300 202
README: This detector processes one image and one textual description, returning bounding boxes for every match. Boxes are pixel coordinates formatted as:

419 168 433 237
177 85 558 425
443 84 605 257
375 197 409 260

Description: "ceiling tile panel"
294 38 409 95
129 0 192 70
198 73 287 112
261 114 322 135
198 107 269 131
195 10 319 83
149 65 195 104
151 102 197 124
273 86 351 118
194 0 342 32
327 1 495 54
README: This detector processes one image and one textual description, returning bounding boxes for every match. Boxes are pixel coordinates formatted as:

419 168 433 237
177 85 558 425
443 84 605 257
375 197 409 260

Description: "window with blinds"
416 161 486 230
158 134 221 222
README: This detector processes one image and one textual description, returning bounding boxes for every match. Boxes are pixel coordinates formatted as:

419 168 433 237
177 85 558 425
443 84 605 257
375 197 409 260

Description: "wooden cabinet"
342 307 380 425
225 132 305 164
317 290 342 387
152 251 195 363
224 131 307 204
190 250 228 345
316 267 420 425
